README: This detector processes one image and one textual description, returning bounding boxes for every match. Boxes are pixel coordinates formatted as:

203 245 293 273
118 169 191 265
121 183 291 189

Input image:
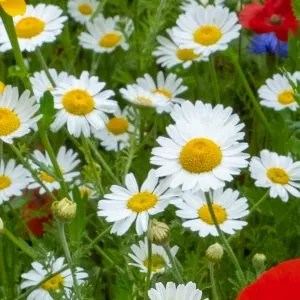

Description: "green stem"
250 191 269 214
35 48 56 87
144 236 152 300
193 63 201 100
123 134 137 182
0 236 8 298
205 192 247 287
209 56 220 104
209 262 219 300
57 221 81 299
164 244 184 283
228 48 272 135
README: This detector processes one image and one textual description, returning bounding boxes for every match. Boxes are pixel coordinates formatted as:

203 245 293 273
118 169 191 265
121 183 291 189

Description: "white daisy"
28 146 80 194
67 0 98 24
174 188 249 237
0 85 40 144
98 169 180 236
78 14 130 53
51 71 117 138
151 101 249 192
148 282 207 300
257 73 299 111
250 149 300 202
29 69 69 100
92 106 134 151
0 4 67 52
129 238 179 276
172 5 241 56
153 29 208 69
20 253 88 300
135 71 188 113
181 0 225 12
0 159 30 204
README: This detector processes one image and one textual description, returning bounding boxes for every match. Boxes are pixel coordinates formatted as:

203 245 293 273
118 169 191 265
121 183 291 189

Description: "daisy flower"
72 179 97 199
174 188 249 237
28 146 80 194
135 71 188 113
29 69 69 100
0 85 40 144
249 149 300 202
0 0 26 17
129 238 179 276
0 4 67 52
151 101 249 192
98 169 180 236
148 282 208 300
78 14 131 53
20 253 88 300
0 159 30 204
92 106 134 151
257 72 299 111
67 0 98 24
51 71 117 138
172 5 241 56
153 29 208 69
181 0 225 12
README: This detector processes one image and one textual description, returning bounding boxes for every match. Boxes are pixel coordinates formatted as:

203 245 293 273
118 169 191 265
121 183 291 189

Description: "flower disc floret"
106 117 129 135
127 192 158 213
267 167 289 184
15 17 45 39
198 204 227 225
194 25 222 45
0 108 20 136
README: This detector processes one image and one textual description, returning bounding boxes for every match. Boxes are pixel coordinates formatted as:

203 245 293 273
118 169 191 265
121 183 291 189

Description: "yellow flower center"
106 117 129 135
198 204 227 225
0 81 5 93
0 108 21 136
176 48 200 61
62 89 95 116
99 33 122 48
80 187 92 198
127 192 158 213
143 255 165 272
0 175 11 190
277 90 295 105
42 274 64 291
78 3 93 15
194 25 222 46
153 88 172 100
15 17 45 39
40 171 55 183
179 138 222 173
267 167 289 184
137 96 152 105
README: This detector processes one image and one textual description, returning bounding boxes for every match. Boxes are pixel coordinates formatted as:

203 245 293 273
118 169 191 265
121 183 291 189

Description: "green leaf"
292 0 300 20
38 91 55 133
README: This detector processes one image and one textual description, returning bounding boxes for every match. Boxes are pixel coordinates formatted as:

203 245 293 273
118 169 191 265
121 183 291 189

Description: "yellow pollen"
267 167 289 184
78 3 93 15
80 187 92 198
278 90 295 105
143 255 165 272
42 274 64 291
137 96 152 105
99 33 122 48
198 204 227 225
15 17 45 39
0 81 5 93
106 117 129 135
153 88 172 100
0 175 11 190
127 192 158 213
40 171 55 183
62 89 95 116
0 108 20 136
194 25 222 46
176 48 200 61
179 138 222 173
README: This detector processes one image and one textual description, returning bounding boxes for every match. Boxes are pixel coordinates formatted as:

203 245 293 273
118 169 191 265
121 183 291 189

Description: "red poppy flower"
237 258 300 300
22 189 52 237
239 0 299 41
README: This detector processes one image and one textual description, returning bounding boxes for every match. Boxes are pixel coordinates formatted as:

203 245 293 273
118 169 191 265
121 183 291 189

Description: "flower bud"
51 198 77 222
0 217 3 232
206 243 224 262
252 253 267 270
148 219 169 245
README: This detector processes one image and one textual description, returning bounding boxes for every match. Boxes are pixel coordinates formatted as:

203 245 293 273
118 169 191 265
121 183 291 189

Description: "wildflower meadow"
0 0 300 299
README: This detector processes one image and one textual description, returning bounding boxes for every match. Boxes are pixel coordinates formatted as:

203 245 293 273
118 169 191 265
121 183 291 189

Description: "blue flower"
250 33 288 57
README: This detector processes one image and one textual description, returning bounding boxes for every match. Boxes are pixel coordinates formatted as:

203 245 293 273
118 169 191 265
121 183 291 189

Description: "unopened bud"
148 219 169 245
206 243 224 262
252 253 266 270
0 217 3 232
52 198 77 222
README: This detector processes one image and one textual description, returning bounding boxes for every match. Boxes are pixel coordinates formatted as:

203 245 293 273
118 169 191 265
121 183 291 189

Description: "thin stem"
164 244 184 283
57 221 81 299
250 191 269 214
35 48 56 87
144 237 152 300
205 192 247 286
209 55 220 104
193 63 201 100
209 262 219 300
